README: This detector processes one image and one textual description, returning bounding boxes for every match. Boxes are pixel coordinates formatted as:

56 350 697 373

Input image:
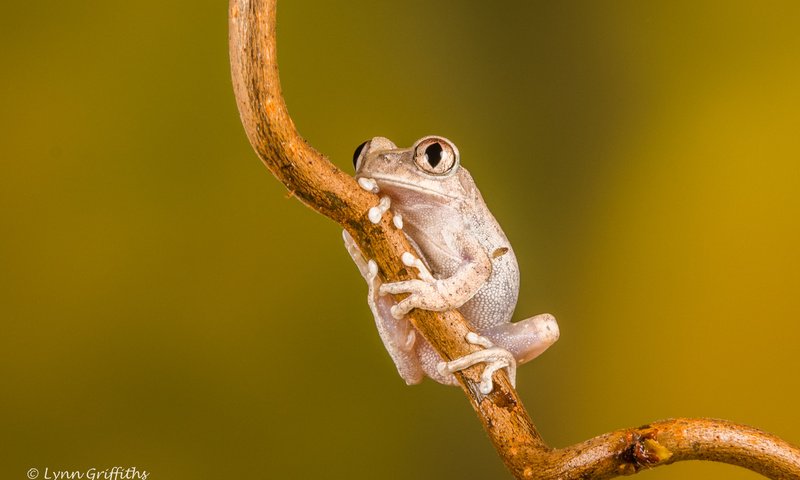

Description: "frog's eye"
413 136 459 175
352 140 369 170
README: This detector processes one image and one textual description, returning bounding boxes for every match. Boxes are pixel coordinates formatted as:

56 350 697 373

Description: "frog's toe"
388 292 445 319
389 296 416 320
397 327 416 352
357 177 379 193
438 333 517 394
379 279 424 296
380 279 429 319
401 251 435 283
367 196 392 224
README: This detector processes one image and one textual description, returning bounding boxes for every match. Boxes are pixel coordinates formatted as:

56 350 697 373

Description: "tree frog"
343 136 559 393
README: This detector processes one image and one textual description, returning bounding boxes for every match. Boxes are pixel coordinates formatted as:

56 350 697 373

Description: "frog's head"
352 136 467 201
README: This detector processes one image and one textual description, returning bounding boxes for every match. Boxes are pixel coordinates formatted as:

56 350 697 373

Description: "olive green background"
1 1 798 479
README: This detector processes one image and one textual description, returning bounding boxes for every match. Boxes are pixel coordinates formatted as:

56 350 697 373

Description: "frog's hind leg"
436 315 558 394
481 313 560 365
343 230 424 385
416 339 459 386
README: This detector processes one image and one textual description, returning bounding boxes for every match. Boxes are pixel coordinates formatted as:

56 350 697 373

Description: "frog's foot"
379 251 459 319
436 332 516 394
367 196 391 224
358 179 404 229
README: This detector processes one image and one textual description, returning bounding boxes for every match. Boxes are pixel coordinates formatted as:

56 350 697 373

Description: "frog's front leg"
379 238 492 320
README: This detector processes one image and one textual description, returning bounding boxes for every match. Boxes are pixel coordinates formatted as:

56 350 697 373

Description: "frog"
343 135 559 394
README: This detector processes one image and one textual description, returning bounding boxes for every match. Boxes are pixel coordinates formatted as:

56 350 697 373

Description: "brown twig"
228 1 800 478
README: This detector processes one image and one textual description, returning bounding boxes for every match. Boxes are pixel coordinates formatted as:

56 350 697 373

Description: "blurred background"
1 1 798 479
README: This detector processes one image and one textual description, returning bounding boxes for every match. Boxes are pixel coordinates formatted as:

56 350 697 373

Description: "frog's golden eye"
413 136 459 175
352 140 369 170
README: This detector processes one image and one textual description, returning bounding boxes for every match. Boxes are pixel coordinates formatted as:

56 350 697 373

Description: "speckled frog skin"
344 136 559 391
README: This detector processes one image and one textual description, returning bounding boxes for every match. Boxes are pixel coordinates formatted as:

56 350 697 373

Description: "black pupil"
425 143 443 168
352 141 368 169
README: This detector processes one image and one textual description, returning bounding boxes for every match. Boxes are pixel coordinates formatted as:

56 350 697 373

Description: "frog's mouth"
367 175 460 201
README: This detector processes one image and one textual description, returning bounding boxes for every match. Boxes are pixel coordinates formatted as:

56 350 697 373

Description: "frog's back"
456 169 520 329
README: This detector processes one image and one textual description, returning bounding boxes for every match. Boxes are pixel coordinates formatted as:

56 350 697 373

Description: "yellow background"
1 1 798 479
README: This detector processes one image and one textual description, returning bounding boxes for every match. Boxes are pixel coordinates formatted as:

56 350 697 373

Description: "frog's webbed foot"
437 332 516 394
367 196 392 224
357 177 405 229
379 236 492 319
379 251 459 319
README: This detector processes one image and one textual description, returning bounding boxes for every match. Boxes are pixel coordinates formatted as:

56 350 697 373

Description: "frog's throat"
366 175 460 201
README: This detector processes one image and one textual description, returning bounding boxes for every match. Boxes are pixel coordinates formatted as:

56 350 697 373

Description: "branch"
228 1 800 478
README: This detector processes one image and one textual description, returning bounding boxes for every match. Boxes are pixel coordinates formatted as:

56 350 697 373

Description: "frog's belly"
459 251 519 330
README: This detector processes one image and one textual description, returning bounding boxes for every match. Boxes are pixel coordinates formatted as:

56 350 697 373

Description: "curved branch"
547 419 800 479
228 1 800 478
228 0 550 467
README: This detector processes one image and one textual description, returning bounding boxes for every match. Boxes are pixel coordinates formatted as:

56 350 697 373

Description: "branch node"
619 429 674 474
